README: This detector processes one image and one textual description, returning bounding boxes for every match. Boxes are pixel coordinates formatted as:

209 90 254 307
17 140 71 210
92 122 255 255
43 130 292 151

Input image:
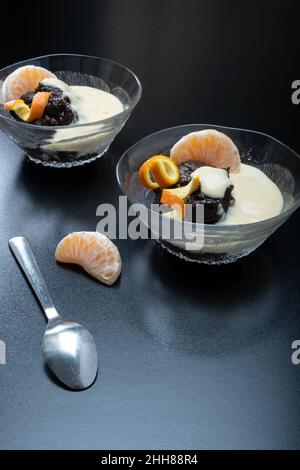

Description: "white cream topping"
191 166 232 198
70 86 123 123
190 163 283 224
220 163 284 225
40 78 123 124
41 77 70 95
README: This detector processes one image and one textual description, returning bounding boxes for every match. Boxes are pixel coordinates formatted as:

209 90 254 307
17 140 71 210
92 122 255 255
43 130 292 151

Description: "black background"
1 0 299 152
0 0 300 450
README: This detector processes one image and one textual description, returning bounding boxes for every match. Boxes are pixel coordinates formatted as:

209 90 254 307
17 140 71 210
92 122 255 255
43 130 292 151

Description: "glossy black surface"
0 0 300 450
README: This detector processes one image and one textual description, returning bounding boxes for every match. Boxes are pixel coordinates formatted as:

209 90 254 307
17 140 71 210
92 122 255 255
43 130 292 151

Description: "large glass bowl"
0 54 142 168
116 124 300 264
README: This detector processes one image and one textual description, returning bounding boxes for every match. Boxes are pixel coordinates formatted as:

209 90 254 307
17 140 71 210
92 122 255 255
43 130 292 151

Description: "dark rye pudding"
157 160 235 224
13 83 76 126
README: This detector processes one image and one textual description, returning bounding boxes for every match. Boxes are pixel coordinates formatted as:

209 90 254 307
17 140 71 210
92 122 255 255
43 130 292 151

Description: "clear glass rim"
0 53 142 131
116 123 300 232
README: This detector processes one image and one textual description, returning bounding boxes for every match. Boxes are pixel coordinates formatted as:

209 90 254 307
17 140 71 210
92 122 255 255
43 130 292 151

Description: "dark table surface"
0 0 300 450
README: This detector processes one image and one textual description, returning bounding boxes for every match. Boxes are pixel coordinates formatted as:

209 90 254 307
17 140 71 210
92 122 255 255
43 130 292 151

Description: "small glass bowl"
117 124 300 264
0 54 142 168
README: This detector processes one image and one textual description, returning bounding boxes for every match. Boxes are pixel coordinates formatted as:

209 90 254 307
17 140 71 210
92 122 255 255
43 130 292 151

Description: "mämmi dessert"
2 65 123 126
139 129 283 225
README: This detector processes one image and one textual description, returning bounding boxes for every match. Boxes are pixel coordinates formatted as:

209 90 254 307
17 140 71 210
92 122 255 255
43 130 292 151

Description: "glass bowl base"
157 239 264 265
25 145 110 168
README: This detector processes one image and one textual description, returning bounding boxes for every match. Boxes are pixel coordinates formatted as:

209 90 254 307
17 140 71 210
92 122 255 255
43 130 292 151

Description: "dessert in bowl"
117 124 300 264
0 54 142 167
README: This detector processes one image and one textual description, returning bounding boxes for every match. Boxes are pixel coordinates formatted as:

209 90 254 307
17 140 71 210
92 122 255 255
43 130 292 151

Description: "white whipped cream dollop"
41 77 72 96
191 166 232 199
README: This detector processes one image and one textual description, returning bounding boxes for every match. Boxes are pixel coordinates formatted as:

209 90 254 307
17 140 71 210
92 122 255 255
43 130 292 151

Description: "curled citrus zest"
3 91 51 123
3 99 23 109
159 176 200 220
4 99 31 121
139 155 180 190
160 191 185 220
163 175 200 199
151 158 180 188
28 92 51 122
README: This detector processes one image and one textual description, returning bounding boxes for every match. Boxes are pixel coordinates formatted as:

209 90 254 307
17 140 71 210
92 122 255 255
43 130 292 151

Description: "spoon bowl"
42 320 98 390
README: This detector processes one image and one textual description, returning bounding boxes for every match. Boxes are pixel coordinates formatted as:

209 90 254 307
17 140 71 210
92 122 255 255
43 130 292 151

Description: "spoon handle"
9 237 60 322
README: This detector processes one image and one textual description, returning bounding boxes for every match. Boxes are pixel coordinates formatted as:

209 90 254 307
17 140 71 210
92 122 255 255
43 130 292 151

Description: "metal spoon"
9 236 98 390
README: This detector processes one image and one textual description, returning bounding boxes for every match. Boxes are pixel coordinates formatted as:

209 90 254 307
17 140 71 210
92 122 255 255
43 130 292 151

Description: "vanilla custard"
192 163 283 224
221 163 283 224
41 78 123 124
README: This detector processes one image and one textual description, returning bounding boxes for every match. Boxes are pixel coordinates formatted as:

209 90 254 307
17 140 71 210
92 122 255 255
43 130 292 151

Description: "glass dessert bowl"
117 124 300 264
0 54 142 167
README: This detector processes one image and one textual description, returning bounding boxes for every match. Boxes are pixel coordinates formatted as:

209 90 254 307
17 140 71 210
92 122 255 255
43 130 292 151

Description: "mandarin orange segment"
55 232 122 286
160 190 185 219
170 129 241 173
139 155 180 190
2 65 56 101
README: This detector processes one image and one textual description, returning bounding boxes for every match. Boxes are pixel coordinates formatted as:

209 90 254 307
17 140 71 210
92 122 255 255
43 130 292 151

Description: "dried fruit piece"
170 129 241 173
139 155 180 190
55 232 121 286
